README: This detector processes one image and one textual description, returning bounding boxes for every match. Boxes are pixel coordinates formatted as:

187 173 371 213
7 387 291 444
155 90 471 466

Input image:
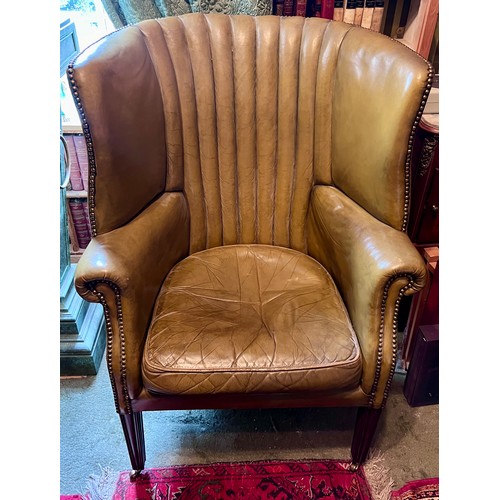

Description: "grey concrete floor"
60 356 438 496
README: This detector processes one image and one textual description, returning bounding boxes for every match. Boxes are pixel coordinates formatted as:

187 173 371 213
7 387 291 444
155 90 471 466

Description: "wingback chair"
68 13 432 477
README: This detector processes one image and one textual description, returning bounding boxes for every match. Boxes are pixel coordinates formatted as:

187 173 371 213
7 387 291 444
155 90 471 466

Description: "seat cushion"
142 244 361 395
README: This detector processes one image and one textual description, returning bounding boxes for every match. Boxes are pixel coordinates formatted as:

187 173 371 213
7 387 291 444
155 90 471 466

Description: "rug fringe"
362 450 395 500
79 464 119 500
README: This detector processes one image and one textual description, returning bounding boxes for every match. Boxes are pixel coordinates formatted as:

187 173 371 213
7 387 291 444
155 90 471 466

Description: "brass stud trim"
88 280 132 414
66 63 98 238
369 274 416 408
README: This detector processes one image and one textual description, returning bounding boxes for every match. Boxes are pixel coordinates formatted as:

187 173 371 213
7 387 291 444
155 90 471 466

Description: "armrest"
75 192 190 411
307 186 426 407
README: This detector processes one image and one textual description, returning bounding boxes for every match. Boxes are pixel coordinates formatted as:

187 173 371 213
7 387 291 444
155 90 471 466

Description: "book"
361 0 375 28
343 0 356 24
283 0 295 15
314 0 322 16
320 0 334 18
73 134 89 192
354 0 364 25
68 198 92 249
371 0 385 32
65 135 84 191
273 0 285 14
333 0 344 20
296 0 307 16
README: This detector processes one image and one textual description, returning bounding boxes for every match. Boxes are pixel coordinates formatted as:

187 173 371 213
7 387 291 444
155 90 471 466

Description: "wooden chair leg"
119 412 146 478
350 407 382 469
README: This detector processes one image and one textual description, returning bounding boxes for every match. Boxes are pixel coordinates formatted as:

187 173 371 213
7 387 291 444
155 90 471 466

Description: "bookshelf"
271 0 438 69
63 131 91 263
273 0 388 31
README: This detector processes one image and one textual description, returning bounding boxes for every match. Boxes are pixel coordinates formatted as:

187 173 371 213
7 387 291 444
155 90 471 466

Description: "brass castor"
348 462 360 472
130 469 142 481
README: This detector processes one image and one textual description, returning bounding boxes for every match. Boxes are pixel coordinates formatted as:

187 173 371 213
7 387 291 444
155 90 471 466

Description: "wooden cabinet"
403 324 439 406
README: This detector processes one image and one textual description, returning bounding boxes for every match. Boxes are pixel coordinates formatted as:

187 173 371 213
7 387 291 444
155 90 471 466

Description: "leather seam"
203 14 224 247
271 16 280 246
178 15 210 251
253 14 258 243
144 358 361 374
229 16 241 244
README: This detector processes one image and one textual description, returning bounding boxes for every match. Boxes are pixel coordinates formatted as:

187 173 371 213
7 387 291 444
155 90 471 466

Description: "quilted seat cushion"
142 244 361 395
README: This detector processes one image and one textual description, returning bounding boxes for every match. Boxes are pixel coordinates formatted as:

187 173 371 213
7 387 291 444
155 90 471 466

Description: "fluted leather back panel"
138 14 359 253
72 14 430 246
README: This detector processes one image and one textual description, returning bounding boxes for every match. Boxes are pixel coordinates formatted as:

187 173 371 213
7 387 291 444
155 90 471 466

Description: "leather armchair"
68 13 432 476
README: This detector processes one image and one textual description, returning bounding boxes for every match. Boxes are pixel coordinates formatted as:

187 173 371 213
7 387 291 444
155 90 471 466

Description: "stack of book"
68 198 92 250
65 134 89 193
64 134 91 252
272 0 385 32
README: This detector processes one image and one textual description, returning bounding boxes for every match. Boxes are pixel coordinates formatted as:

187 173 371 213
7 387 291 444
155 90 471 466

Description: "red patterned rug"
61 458 438 500
392 478 439 499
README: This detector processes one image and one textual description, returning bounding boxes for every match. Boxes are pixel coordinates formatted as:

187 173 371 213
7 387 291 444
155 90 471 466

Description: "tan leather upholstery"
143 244 361 395
69 12 432 470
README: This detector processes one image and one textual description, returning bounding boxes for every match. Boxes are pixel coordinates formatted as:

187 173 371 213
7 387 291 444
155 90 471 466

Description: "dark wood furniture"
402 114 439 405
408 114 439 246
403 324 439 406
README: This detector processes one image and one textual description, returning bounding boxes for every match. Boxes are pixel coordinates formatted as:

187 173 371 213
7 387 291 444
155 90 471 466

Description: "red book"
295 0 307 15
73 135 89 192
65 135 84 191
68 198 92 249
321 0 334 18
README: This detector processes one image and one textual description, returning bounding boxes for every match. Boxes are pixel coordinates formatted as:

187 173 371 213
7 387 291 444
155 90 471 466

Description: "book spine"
73 135 89 193
361 0 375 28
314 0 322 16
333 0 344 21
65 135 84 191
354 0 364 25
275 0 284 14
296 0 307 16
371 0 385 32
283 0 295 15
343 0 356 24
68 198 92 249
320 0 334 18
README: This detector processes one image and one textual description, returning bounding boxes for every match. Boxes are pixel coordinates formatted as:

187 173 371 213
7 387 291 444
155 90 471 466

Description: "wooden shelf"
66 190 87 199
398 0 438 59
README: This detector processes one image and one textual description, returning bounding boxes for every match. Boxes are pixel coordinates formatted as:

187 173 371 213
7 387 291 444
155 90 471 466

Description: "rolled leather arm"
306 186 426 407
75 192 190 411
